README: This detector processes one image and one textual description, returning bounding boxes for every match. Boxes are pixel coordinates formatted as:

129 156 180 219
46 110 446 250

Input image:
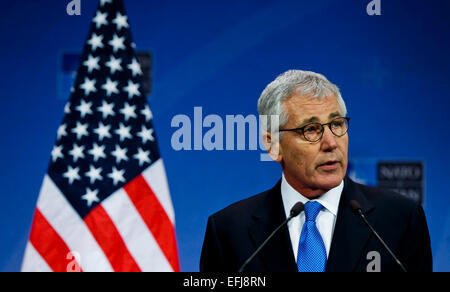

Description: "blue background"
0 0 449 272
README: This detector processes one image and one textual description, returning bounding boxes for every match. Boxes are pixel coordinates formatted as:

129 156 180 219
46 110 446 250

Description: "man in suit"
200 70 432 272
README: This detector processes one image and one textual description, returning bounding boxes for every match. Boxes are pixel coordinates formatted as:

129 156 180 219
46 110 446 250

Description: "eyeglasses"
279 117 350 142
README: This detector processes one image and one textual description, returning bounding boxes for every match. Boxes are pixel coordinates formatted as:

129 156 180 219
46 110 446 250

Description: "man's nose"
320 125 338 151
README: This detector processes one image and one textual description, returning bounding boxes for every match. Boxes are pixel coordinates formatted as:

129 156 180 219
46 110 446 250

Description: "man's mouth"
317 160 340 171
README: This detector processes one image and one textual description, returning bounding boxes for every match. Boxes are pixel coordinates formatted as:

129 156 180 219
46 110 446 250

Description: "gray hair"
257 70 347 135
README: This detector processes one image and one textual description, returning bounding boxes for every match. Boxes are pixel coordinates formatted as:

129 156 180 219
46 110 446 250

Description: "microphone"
349 200 407 272
238 202 304 272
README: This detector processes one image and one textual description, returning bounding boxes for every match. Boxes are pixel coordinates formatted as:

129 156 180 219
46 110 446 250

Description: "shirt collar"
281 173 343 218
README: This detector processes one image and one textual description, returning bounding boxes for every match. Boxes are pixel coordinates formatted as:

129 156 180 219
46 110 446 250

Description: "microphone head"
349 200 362 213
290 202 305 218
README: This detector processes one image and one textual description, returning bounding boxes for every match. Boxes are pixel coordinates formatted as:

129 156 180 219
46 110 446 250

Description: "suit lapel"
248 181 298 272
326 177 376 272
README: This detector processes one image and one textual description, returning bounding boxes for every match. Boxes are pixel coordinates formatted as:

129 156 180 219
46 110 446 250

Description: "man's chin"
314 173 344 190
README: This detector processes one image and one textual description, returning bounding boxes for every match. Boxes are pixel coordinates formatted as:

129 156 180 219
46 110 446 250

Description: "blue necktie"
297 201 327 272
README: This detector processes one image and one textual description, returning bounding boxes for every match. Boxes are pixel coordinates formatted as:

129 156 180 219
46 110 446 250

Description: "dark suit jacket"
200 177 432 272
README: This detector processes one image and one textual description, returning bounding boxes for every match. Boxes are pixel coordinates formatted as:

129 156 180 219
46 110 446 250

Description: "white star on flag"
76 100 93 119
51 145 64 162
94 122 112 141
68 143 85 162
137 125 154 144
87 33 104 51
102 78 119 97
141 105 153 121
63 165 81 185
119 102 137 121
97 100 115 119
127 58 143 77
105 55 123 74
108 166 126 185
88 143 107 162
85 165 103 184
114 123 132 142
133 147 151 166
123 80 140 98
108 34 126 53
80 77 97 96
83 55 101 73
57 124 68 140
100 0 112 6
71 122 89 140
93 11 108 29
111 144 128 164
81 188 100 207
112 12 129 30
64 102 71 114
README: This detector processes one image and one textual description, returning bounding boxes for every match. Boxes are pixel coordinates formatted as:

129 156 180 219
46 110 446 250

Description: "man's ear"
262 131 282 162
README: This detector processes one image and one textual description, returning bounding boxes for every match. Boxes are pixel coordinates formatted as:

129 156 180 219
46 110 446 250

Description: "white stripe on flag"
21 242 52 272
141 159 176 224
36 175 113 272
101 187 173 272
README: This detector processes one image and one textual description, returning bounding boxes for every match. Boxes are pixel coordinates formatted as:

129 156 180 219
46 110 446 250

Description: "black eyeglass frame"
279 117 351 142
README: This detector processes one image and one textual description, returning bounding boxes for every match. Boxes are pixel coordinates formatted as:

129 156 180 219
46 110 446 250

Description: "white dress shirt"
281 173 344 261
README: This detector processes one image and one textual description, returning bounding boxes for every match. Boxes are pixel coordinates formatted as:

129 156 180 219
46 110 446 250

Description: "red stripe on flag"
84 205 141 272
124 175 181 272
29 208 82 272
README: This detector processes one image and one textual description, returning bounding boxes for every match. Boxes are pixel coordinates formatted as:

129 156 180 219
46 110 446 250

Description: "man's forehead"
284 94 342 123
301 111 342 124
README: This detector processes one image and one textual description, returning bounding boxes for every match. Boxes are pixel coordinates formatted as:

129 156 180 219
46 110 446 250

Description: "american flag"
21 0 180 272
